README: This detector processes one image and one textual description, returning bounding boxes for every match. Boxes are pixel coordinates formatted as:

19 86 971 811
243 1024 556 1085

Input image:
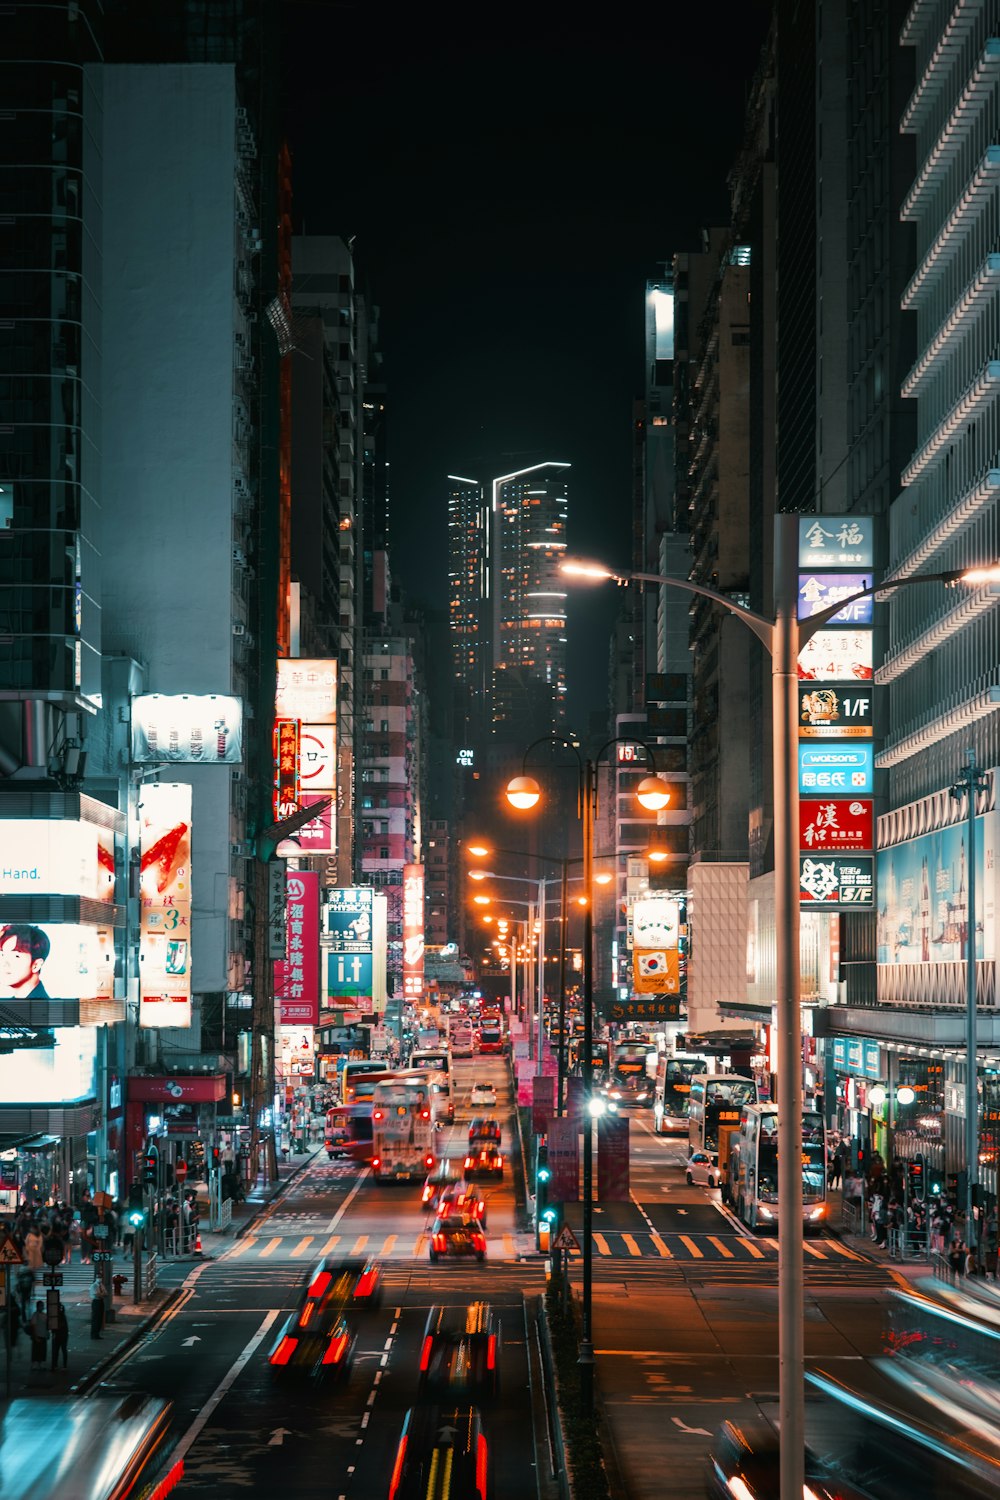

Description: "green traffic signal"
127 1207 145 1229
537 1164 551 1183
541 1207 558 1224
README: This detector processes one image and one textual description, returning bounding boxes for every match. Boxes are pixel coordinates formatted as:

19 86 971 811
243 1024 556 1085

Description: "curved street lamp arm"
625 570 776 648
798 566 969 646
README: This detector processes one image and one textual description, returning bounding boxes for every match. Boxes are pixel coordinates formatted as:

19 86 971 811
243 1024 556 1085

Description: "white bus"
687 1073 758 1169
371 1077 435 1182
652 1052 709 1134
407 1047 454 1123
726 1103 828 1231
449 1017 475 1057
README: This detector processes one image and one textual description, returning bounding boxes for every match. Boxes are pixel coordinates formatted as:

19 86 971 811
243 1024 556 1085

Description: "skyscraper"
446 475 489 741
491 462 570 737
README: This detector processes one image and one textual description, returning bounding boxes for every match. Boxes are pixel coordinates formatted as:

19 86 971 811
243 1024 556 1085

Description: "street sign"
42 1271 63 1286
0 1234 23 1266
92 1251 113 1263
551 1224 580 1252
41 1236 64 1267
93 1190 113 1212
175 1161 188 1181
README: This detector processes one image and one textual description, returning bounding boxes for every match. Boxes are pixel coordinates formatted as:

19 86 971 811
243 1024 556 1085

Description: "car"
468 1116 501 1146
686 1150 722 1188
300 1255 383 1311
418 1302 501 1398
268 1308 357 1382
705 1418 876 1500
464 1142 503 1181
421 1159 464 1212
388 1404 491 1500
469 1081 497 1107
439 1181 488 1230
429 1212 488 1263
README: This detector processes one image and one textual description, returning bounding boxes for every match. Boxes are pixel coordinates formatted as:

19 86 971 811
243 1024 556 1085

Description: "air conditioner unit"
232 623 246 636
232 548 247 566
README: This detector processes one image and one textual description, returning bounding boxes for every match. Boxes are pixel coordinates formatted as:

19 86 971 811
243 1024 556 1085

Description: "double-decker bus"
338 1057 394 1104
325 1101 374 1162
606 1041 657 1106
652 1052 709 1134
688 1073 758 1164
449 1017 475 1056
476 1012 504 1055
371 1077 435 1182
407 1046 454 1122
726 1103 828 1231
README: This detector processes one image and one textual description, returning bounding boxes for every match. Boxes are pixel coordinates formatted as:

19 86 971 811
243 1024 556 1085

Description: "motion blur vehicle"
388 1403 490 1500
299 1254 383 1312
469 1080 497 1107
418 1303 501 1398
705 1419 874 1500
465 1140 503 1180
440 1181 489 1230
0 1389 176 1500
467 1116 501 1146
686 1149 722 1188
268 1308 357 1383
421 1158 463 1212
429 1212 488 1263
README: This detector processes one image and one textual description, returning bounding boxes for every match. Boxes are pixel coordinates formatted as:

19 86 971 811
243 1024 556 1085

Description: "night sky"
282 0 773 729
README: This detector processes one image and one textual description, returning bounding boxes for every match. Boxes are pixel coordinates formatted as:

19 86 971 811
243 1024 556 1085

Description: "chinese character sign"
274 870 320 1025
798 516 874 568
274 660 337 854
402 864 425 999
799 799 873 851
138 783 192 1029
273 719 300 820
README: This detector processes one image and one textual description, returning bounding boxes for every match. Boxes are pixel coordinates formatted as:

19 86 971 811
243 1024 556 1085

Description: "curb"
69 1286 184 1396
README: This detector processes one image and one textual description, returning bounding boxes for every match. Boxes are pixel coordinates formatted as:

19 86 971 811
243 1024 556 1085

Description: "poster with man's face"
0 923 114 1004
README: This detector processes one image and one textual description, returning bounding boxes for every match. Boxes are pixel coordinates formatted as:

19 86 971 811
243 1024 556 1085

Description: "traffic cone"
194 1231 203 1255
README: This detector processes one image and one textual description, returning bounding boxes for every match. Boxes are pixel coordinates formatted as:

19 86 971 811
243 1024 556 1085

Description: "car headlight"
635 1092 648 1101
758 1204 773 1219
809 1206 825 1220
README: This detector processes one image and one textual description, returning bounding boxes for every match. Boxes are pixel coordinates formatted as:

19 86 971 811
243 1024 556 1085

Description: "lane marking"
172 1310 281 1465
228 1236 256 1258
622 1233 643 1258
350 1235 369 1255
290 1235 314 1259
823 1237 865 1261
678 1235 703 1259
259 1236 282 1258
736 1237 765 1259
651 1234 672 1258
414 1234 427 1256
318 1234 341 1256
802 1239 827 1259
503 1233 515 1257
323 1170 369 1235
593 1233 611 1256
382 1235 397 1256
707 1236 734 1259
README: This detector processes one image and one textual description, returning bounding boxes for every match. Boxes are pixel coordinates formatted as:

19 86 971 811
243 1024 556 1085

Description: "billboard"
402 864 425 999
0 1025 97 1103
631 895 680 950
547 1116 580 1202
131 694 243 764
0 820 115 901
633 948 680 994
273 720 300 820
799 799 873 852
799 854 875 907
138 783 192 1028
279 1025 315 1080
798 685 873 738
597 1116 630 1201
275 658 337 726
798 515 874 568
274 870 320 1025
274 660 337 854
798 743 874 795
326 888 373 951
797 574 873 624
877 813 997 965
798 630 873 682
326 951 374 1000
0 922 114 1006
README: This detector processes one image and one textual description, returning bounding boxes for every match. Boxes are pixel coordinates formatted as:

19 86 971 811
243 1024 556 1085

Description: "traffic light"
855 1142 870 1177
126 1205 146 1231
928 1171 944 1198
538 1204 560 1254
128 1181 143 1210
142 1145 159 1186
906 1153 925 1201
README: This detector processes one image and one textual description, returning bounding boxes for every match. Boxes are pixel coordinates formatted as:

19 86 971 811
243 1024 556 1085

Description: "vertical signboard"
274 660 337 854
138 783 192 1029
547 1116 580 1203
273 720 300 820
631 894 681 995
402 864 425 1000
532 1074 555 1134
267 863 287 960
597 1115 630 1201
274 870 319 1025
324 886 375 1007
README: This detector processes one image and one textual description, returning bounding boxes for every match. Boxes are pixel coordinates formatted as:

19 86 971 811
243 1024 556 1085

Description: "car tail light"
433 1235 446 1251
373 1109 383 1121
388 1436 407 1500
356 1267 378 1299
465 1156 473 1168
323 1332 350 1366
422 1186 432 1203
270 1335 298 1366
419 1335 433 1372
298 1301 315 1328
487 1334 496 1370
372 1157 381 1169
425 1154 434 1167
476 1433 488 1500
308 1270 331 1300
473 1233 486 1250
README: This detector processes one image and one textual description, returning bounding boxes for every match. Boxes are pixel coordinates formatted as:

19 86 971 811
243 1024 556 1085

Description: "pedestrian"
2 1297 20 1356
28 1299 48 1367
89 1272 106 1339
986 1211 999 1280
829 1149 843 1190
50 1301 68 1370
949 1239 966 1274
15 1265 34 1321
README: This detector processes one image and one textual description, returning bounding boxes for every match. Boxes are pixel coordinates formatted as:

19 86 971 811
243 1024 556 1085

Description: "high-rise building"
491 462 570 737
446 475 489 740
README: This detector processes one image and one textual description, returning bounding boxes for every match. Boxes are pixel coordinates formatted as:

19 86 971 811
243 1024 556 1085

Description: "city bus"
652 1051 709 1134
688 1073 758 1163
407 1047 454 1122
726 1103 828 1231
325 1101 374 1163
370 1077 435 1182
606 1040 658 1107
0 1388 178 1498
338 1057 394 1103
449 1016 475 1057
476 1012 505 1055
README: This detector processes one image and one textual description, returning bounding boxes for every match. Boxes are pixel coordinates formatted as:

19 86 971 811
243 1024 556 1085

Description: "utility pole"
950 748 990 1257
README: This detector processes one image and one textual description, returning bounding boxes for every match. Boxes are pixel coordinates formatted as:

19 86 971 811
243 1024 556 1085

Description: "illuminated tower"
491 462 570 737
446 475 489 740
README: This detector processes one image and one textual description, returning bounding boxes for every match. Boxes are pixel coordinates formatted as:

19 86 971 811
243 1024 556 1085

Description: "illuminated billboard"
402 864 425 999
138 783 192 1029
0 1026 97 1103
797 630 873 682
798 744 874 795
274 870 319 1025
326 888 373 951
799 799 873 852
877 813 997 965
798 685 873 739
274 660 337 854
797 574 873 624
0 821 115 901
131 694 243 764
798 516 874 569
0 922 115 1006
800 855 874 907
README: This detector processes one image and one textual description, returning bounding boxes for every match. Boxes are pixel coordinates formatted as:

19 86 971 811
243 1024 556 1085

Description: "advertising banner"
275 658 337 725
797 574 873 624
402 864 425 999
798 515 874 569
797 630 873 682
326 888 374 950
547 1116 580 1203
138 783 192 1029
597 1116 630 1202
279 1025 315 1080
798 684 873 738
0 922 115 1008
631 895 680 950
632 948 680 994
326 951 374 1000
799 854 875 907
0 820 114 900
602 995 681 1023
274 659 337 854
131 694 243 764
273 720 300 821
274 870 320 1025
799 799 873 852
798 743 874 795
877 811 997 965
532 1073 555 1134
267 863 287 960
0 1026 97 1104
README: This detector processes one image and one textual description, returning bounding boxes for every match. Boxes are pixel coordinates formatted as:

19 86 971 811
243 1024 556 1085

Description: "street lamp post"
506 736 670 1419
951 748 991 1260
563 515 997 1500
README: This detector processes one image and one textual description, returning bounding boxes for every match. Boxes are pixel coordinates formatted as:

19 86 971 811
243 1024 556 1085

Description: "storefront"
126 1074 227 1186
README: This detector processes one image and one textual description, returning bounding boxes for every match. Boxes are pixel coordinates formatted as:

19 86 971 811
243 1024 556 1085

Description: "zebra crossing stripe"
802 1238 827 1259
707 1236 734 1259
678 1235 704 1258
622 1234 643 1258
318 1234 341 1256
822 1237 865 1261
650 1234 672 1258
259 1237 282 1258
593 1233 612 1257
229 1236 256 1258
382 1235 397 1255
350 1235 368 1256
502 1233 515 1257
736 1237 765 1258
290 1236 314 1259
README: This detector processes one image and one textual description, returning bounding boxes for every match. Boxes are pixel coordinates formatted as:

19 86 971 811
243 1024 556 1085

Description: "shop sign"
797 573 873 624
274 871 319 1025
798 743 873 795
798 630 873 682
799 799 873 852
798 516 874 568
799 855 874 906
798 685 873 739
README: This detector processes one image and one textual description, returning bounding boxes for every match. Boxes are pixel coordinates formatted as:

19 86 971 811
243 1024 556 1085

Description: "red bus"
324 1102 374 1162
477 1012 504 1055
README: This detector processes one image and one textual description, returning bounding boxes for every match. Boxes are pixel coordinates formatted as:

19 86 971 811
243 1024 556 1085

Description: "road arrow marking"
181 1336 201 1346
269 1428 293 1446
672 1417 711 1436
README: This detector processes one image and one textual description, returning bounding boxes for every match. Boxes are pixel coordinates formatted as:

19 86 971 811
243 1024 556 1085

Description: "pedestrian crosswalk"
217 1228 873 1265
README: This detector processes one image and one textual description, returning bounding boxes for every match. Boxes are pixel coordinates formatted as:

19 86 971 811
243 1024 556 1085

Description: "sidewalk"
0 1145 323 1402
825 1184 934 1280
